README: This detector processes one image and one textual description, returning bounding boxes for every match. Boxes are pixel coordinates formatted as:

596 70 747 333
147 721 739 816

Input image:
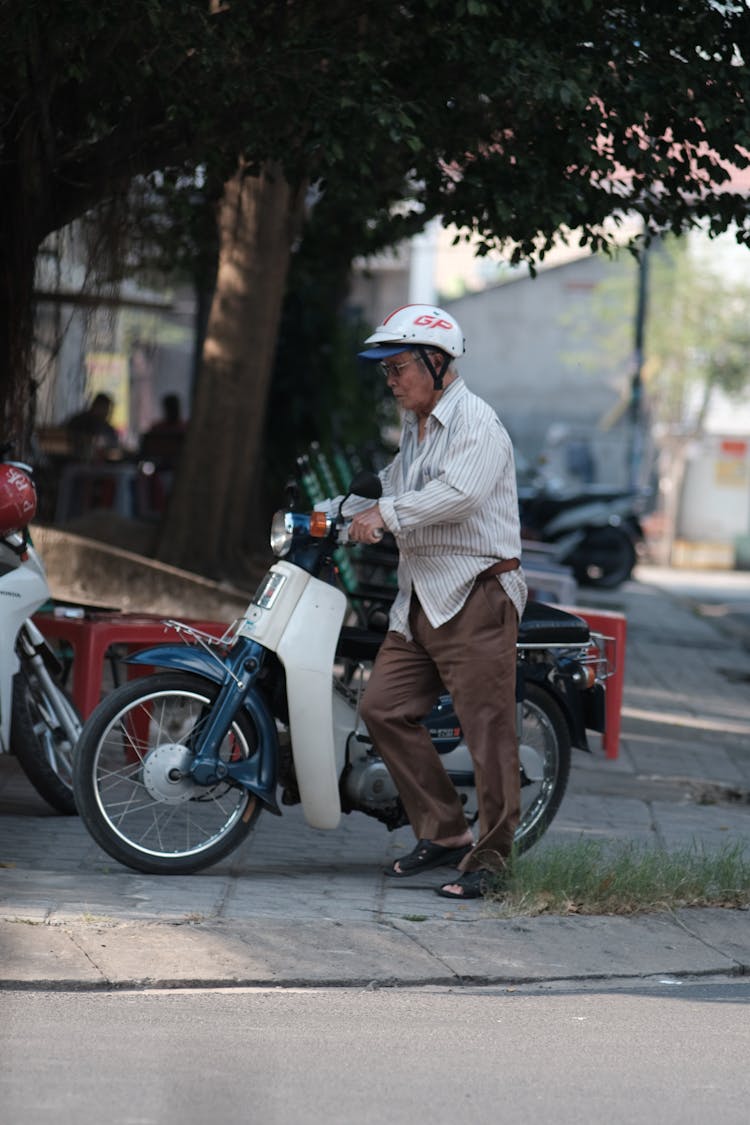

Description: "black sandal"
385 839 473 878
436 869 493 900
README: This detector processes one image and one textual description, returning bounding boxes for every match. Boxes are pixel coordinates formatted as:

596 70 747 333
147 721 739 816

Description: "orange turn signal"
580 663 598 689
309 511 329 537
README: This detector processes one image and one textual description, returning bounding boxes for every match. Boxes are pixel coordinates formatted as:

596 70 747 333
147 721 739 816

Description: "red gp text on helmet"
413 314 455 331
382 306 456 333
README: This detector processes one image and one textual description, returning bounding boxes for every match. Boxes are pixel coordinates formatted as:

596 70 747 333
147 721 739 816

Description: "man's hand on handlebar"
349 504 385 544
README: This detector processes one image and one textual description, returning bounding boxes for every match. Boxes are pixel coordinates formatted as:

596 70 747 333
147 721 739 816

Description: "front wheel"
11 665 81 815
72 671 264 874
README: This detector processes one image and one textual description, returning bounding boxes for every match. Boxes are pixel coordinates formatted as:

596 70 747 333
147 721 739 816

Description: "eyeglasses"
378 356 418 379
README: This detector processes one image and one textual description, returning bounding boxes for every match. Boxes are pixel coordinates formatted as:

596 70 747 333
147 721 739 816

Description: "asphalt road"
2 977 749 1125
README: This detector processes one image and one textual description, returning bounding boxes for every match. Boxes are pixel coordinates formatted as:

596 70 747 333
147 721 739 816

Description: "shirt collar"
403 376 466 432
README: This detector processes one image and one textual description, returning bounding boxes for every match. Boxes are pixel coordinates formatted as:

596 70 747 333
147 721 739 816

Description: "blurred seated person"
65 392 120 461
139 393 187 468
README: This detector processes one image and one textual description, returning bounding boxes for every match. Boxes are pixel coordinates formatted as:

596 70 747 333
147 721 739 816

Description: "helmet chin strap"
416 347 450 390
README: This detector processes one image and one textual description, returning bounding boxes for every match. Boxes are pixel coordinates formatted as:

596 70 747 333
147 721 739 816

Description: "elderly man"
343 304 527 899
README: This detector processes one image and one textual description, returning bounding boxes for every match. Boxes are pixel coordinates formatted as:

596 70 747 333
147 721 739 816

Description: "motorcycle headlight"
270 510 293 557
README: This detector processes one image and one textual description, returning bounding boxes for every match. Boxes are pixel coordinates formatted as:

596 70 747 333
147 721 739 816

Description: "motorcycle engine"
343 750 399 807
341 745 407 828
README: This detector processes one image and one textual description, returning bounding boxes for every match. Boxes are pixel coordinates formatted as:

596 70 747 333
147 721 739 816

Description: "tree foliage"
3 4 749 315
3 0 750 570
645 237 750 429
566 233 750 432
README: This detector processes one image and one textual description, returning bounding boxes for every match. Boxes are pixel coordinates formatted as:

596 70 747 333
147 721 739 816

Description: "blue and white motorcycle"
72 473 610 875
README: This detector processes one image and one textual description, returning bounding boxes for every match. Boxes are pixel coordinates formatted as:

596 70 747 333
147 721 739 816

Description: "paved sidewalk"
1 564 749 990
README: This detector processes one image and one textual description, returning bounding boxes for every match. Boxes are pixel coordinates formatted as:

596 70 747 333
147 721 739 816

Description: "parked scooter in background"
0 447 81 812
518 479 649 589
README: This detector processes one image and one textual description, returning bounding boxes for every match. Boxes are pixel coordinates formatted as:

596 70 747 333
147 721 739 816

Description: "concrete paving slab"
545 794 656 846
652 801 750 851
392 912 744 983
671 908 750 970
0 919 451 989
0 920 102 985
0 869 231 923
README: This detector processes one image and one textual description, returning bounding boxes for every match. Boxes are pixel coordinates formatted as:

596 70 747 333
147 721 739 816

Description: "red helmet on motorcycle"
0 464 37 533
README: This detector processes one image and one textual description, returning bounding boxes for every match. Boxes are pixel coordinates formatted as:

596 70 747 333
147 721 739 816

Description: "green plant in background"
562 234 750 434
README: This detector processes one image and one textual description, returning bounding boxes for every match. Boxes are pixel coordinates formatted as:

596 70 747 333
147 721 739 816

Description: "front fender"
126 644 281 815
126 644 227 681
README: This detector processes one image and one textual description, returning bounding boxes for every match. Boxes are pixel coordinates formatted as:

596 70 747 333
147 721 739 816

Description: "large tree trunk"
0 237 37 446
0 96 48 446
156 160 305 579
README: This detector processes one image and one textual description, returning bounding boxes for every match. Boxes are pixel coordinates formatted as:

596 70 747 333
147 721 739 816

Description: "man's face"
380 350 439 417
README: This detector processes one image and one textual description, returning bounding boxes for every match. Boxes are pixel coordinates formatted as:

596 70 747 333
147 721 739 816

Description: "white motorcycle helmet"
359 304 465 389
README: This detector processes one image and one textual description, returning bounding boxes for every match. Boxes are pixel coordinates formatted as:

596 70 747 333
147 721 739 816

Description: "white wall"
443 255 637 482
677 435 750 542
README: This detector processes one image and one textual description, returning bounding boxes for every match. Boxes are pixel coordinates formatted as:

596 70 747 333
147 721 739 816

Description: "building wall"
349 248 643 487
443 255 632 454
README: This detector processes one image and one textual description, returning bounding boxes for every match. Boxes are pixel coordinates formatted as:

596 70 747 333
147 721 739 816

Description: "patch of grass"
487 839 750 917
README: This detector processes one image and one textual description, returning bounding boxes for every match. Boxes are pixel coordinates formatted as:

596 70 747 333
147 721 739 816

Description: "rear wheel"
450 682 571 855
11 665 80 815
72 671 263 874
514 682 571 854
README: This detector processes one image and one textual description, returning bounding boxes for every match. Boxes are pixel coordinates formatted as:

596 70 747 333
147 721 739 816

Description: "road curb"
2 909 748 991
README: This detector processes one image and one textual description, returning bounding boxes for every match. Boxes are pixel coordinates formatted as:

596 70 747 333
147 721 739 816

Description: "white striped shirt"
336 377 527 638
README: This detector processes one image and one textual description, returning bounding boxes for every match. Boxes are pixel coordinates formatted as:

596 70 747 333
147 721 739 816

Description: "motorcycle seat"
518 600 590 645
336 600 590 663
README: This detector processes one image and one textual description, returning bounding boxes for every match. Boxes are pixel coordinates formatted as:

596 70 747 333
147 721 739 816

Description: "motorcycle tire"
10 665 80 815
73 671 263 875
513 681 572 854
569 526 637 589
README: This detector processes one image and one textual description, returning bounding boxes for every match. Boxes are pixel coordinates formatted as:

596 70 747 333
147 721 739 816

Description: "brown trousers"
360 579 520 873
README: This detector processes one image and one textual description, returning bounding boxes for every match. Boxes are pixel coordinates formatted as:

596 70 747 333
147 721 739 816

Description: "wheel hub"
142 743 199 804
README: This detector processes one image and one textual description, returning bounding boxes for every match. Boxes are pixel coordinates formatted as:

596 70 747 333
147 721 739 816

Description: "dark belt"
475 558 520 582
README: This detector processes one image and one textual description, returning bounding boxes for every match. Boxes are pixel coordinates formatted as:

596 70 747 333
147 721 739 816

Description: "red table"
34 610 228 718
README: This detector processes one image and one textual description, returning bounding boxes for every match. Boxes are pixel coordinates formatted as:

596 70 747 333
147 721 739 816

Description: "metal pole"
629 240 649 489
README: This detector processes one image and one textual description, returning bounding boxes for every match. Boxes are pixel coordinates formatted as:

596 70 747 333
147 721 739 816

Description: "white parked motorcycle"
0 453 81 813
72 471 610 875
